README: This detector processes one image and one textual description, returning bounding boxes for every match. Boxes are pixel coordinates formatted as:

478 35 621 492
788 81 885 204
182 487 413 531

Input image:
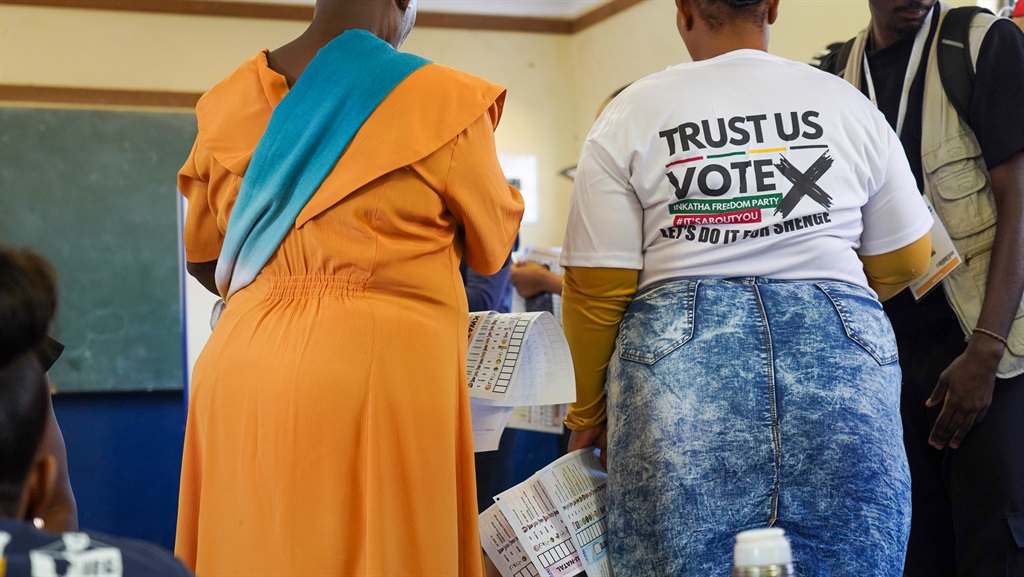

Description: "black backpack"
832 7 994 126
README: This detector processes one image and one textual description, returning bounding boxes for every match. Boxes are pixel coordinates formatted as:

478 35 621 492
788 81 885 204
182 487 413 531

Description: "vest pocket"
923 130 996 240
815 282 898 365
618 280 699 365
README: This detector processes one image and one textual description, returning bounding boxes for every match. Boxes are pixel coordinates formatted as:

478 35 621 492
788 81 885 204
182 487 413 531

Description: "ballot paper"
466 310 575 452
493 475 584 577
537 449 612 577
481 449 612 577
470 400 515 452
466 311 575 408
479 503 540 577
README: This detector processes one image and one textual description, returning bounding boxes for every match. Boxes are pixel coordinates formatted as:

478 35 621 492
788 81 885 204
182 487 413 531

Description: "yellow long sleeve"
860 232 932 302
562 266 639 430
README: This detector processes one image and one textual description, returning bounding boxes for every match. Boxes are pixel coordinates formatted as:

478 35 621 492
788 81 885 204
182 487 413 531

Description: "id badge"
908 198 961 301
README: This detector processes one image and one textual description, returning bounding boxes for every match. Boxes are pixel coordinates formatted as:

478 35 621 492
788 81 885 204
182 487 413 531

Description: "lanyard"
863 6 934 137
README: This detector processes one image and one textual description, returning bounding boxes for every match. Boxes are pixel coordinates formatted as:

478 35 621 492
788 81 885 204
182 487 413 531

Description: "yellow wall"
0 7 304 91
0 0 979 247
0 5 576 246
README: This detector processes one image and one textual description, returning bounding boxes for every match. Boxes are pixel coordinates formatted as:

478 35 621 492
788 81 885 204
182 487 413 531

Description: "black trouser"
474 430 518 513
897 314 1024 577
474 427 572 513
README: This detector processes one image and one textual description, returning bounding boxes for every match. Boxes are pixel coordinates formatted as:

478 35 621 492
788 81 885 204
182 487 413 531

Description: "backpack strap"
834 38 856 77
936 6 993 124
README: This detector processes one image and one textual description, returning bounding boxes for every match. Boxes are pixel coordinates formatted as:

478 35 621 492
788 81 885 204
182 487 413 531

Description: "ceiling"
230 0 615 19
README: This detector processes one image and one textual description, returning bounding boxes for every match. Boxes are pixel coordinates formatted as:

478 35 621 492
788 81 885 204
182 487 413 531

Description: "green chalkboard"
0 106 197 392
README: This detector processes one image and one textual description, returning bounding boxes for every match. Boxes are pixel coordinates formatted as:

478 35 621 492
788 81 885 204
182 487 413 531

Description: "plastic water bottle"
732 527 795 576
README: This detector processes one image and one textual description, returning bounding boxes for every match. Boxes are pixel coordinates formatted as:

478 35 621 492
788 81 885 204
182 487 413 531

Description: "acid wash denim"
606 277 910 576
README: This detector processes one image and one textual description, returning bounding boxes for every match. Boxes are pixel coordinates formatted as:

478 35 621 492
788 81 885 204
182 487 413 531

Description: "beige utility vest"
842 6 1023 378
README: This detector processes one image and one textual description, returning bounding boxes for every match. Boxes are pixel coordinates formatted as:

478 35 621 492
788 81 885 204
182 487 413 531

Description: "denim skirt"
606 277 910 576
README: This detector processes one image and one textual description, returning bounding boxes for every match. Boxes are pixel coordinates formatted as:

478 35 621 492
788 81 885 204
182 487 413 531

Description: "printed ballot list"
466 311 575 451
467 311 573 406
481 449 613 577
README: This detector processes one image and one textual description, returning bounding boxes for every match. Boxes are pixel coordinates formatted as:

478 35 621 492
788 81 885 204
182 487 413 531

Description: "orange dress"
175 51 523 576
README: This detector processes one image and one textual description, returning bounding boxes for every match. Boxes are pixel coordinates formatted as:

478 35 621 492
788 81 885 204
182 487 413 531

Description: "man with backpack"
820 1 1024 574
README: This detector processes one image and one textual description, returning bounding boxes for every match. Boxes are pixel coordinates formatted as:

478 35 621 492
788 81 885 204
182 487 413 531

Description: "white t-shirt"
560 50 933 295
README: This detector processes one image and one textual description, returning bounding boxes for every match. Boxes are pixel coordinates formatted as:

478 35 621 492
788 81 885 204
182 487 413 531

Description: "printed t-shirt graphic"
27 533 123 575
660 110 833 223
561 50 932 295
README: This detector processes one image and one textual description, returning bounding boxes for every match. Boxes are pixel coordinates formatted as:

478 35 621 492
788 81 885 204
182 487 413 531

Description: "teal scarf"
215 30 430 298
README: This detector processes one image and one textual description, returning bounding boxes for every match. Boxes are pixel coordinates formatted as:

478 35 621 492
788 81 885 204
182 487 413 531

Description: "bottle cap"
733 528 793 567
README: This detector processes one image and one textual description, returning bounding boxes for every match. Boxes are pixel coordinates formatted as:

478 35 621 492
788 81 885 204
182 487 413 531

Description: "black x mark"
774 151 834 218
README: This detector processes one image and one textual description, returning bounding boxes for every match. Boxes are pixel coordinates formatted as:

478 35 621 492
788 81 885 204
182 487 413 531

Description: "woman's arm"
859 232 932 301
562 266 639 467
441 107 524 276
186 260 220 297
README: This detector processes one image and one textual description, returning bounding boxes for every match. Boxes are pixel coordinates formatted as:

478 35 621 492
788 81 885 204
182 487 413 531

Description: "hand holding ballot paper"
480 448 613 577
467 310 575 452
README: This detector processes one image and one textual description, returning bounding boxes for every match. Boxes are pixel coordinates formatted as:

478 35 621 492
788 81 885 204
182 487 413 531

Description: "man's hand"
926 336 1003 449
567 423 608 469
509 261 563 298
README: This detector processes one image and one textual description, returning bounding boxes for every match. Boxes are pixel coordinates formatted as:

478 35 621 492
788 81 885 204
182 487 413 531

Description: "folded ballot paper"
480 448 613 577
467 310 575 452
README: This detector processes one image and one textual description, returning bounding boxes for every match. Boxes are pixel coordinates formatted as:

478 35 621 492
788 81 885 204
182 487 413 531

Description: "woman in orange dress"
174 1 523 574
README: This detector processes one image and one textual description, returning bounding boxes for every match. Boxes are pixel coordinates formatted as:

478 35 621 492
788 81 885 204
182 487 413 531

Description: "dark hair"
0 248 57 366
694 0 769 31
0 247 57 510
